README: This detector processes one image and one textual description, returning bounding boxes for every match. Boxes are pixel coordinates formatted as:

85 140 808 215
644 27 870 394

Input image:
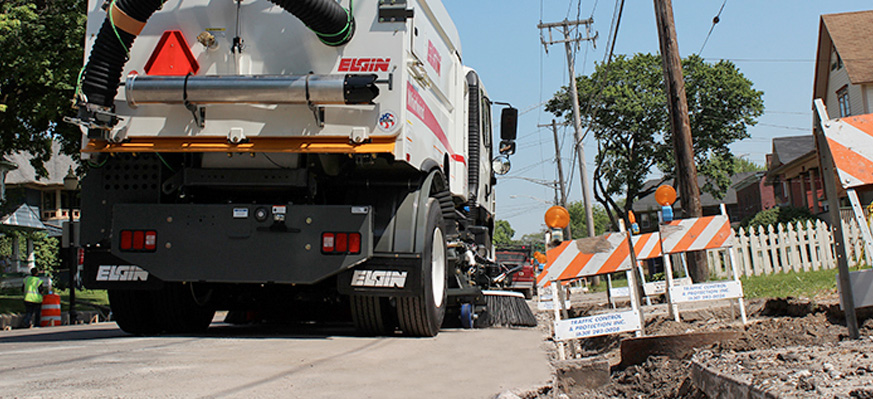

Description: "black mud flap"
83 250 164 290
336 255 422 297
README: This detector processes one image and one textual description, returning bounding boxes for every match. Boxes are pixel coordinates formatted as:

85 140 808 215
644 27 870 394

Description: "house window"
41 190 56 212
837 87 851 117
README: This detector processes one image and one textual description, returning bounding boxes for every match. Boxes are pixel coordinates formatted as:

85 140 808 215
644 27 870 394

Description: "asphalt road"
0 318 551 398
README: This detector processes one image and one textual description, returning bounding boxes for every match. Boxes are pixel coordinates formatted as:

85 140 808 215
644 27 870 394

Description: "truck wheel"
155 283 215 334
397 200 447 337
351 295 392 336
109 289 162 335
523 288 534 300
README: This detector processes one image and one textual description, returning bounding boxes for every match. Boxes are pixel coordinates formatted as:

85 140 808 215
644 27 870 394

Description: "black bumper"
84 203 373 288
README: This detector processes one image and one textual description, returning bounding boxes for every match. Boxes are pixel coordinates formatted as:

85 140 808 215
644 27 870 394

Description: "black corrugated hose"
80 0 165 108
267 0 354 46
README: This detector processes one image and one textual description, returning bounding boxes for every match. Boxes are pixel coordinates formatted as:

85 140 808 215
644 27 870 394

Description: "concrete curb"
691 360 779 399
0 311 107 330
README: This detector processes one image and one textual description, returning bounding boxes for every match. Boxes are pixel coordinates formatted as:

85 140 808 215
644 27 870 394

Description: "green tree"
0 231 60 273
742 206 816 230
517 231 546 253
733 156 765 173
567 201 611 238
493 219 515 246
546 53 764 226
0 0 85 176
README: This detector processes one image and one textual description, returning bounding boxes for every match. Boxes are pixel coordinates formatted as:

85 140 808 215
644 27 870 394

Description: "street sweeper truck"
69 0 535 336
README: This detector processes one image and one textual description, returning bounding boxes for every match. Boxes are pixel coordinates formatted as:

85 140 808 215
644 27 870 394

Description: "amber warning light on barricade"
655 185 676 223
544 206 570 229
628 210 639 235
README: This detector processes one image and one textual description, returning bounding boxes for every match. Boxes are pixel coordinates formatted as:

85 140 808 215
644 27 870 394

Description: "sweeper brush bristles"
482 291 537 327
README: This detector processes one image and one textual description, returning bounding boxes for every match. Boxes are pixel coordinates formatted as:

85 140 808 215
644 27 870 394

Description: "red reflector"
349 233 361 254
144 30 200 76
120 231 133 250
335 233 348 253
322 233 335 252
144 231 157 250
132 231 145 250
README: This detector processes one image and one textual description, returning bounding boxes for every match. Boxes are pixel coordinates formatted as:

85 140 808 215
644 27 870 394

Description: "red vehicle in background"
496 246 536 299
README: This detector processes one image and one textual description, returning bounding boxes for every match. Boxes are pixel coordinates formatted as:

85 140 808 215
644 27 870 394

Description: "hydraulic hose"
80 0 165 108
267 0 355 46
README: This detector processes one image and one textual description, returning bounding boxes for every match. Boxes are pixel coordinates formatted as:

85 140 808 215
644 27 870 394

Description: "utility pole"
537 19 597 240
653 0 706 282
539 119 571 239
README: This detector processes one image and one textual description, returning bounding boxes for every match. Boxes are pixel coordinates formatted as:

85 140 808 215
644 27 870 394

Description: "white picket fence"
706 219 868 278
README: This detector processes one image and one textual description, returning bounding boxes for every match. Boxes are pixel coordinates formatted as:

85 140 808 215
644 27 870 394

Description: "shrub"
741 206 817 230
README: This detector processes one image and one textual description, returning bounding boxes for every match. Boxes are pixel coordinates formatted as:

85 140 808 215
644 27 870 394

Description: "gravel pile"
694 338 873 398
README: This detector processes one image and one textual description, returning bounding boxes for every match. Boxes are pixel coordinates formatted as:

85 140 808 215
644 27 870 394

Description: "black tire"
109 284 214 335
350 295 392 336
109 289 162 336
154 283 215 334
523 288 534 300
397 199 447 337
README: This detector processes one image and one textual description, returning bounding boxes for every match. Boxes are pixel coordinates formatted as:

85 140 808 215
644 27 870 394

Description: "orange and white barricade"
815 101 873 318
537 230 645 360
537 233 634 286
658 210 746 324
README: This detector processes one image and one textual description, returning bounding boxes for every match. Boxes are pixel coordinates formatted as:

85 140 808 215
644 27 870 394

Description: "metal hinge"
378 0 414 23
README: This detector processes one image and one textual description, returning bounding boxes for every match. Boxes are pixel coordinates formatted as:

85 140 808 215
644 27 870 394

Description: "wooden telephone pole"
537 19 598 239
653 0 706 282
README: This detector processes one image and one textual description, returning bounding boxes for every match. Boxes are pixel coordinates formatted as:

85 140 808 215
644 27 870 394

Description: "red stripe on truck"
407 82 465 165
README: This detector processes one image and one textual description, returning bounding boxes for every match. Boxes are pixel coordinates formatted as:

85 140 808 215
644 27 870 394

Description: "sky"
441 0 872 238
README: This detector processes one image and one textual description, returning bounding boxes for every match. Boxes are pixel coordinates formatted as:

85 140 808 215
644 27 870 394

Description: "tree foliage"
546 53 764 226
0 0 85 176
493 219 515 246
0 231 60 273
741 206 816 230
567 201 611 238
732 156 765 173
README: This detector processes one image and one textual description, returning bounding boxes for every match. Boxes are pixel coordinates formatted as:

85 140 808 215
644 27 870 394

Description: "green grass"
584 267 859 300
740 267 861 299
0 289 109 314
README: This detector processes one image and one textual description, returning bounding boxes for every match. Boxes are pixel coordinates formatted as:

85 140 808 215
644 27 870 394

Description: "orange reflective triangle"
144 30 199 76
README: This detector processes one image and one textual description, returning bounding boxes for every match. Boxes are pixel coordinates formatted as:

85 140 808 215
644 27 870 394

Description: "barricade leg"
663 254 680 321
728 246 748 324
551 283 566 361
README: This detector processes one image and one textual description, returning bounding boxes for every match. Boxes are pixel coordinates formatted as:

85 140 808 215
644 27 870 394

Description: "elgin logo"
351 270 407 288
96 265 149 282
338 58 390 72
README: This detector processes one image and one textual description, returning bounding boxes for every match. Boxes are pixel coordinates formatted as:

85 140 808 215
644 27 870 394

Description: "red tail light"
322 233 335 253
144 231 157 250
120 230 157 252
120 231 133 250
335 233 348 253
132 231 145 250
348 233 361 254
321 232 362 254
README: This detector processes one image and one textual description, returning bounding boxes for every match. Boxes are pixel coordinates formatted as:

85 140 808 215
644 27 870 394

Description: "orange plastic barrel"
40 294 61 327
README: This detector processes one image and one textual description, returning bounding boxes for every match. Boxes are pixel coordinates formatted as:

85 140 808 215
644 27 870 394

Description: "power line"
698 0 727 56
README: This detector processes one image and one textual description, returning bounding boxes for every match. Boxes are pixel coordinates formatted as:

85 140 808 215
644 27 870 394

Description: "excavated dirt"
521 294 873 399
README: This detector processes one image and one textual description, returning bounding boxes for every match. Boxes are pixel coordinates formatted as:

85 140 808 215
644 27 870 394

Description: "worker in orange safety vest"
21 268 45 328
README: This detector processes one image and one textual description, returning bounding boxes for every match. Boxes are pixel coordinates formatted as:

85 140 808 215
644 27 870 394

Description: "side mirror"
492 155 511 175
501 107 518 141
